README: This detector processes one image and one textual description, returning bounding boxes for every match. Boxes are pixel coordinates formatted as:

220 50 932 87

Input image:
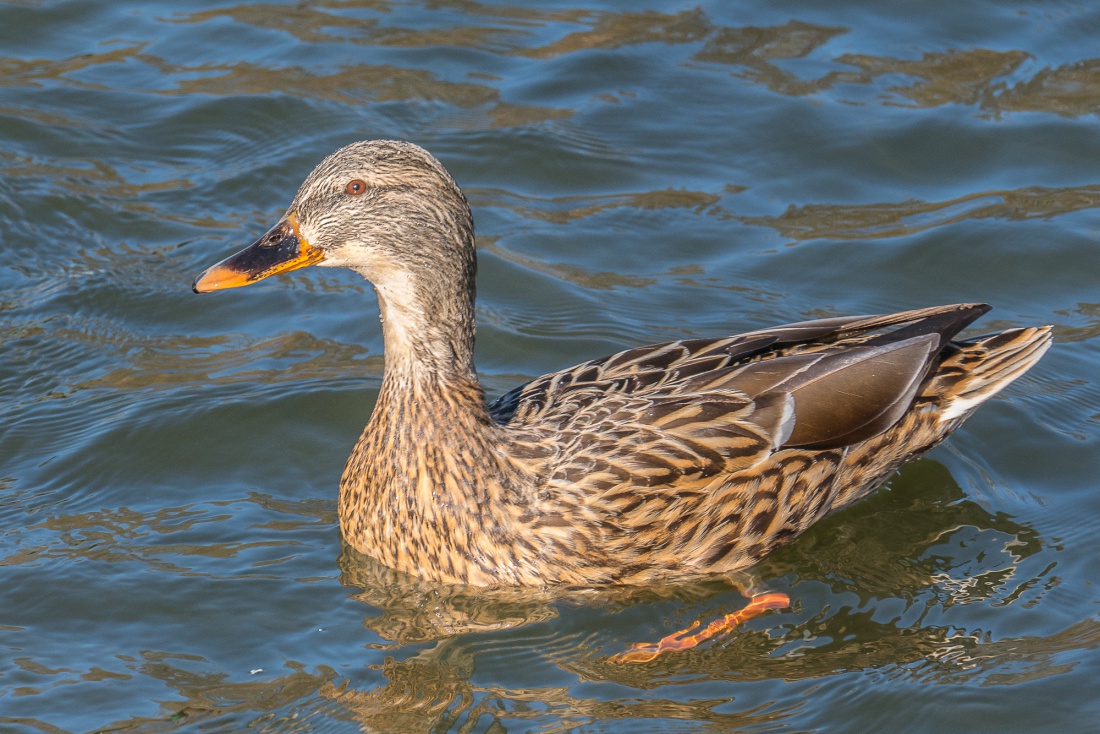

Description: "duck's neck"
363 249 497 444
373 285 491 429
367 263 479 382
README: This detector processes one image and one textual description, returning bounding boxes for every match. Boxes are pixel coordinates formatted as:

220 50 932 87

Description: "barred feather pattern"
339 302 1052 587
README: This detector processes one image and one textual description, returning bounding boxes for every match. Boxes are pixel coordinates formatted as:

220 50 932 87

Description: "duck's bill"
192 213 323 293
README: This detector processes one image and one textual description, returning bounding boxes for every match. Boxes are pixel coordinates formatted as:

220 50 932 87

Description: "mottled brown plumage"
194 140 1052 589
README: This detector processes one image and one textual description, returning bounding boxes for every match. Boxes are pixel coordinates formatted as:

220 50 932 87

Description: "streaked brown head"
193 140 474 295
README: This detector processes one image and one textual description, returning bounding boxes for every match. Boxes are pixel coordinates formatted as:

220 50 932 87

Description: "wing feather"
492 303 992 496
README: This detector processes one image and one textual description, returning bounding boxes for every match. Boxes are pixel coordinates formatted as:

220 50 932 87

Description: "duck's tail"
929 325 1053 423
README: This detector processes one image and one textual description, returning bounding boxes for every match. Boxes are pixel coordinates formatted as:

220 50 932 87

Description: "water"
1 0 1098 731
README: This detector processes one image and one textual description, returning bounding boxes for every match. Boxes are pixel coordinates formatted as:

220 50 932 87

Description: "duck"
193 140 1051 635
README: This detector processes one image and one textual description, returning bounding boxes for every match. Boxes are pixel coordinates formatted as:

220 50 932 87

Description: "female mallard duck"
194 140 1051 597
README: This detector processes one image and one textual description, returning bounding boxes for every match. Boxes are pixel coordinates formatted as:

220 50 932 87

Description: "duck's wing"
492 303 992 487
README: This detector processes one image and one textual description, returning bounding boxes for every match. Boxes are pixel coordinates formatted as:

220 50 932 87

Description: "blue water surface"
1 1 1098 732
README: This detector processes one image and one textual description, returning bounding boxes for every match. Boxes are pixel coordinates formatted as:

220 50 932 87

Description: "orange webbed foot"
610 592 790 664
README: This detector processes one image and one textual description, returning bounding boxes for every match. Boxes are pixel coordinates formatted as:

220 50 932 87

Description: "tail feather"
932 326 1053 423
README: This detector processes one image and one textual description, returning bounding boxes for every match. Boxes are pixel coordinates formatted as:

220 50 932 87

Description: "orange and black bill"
192 213 323 293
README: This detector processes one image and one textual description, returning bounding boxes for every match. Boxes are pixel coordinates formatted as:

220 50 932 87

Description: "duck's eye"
345 179 367 196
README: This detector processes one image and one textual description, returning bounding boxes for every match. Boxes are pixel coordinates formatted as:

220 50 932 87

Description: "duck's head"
193 140 474 294
193 140 479 370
